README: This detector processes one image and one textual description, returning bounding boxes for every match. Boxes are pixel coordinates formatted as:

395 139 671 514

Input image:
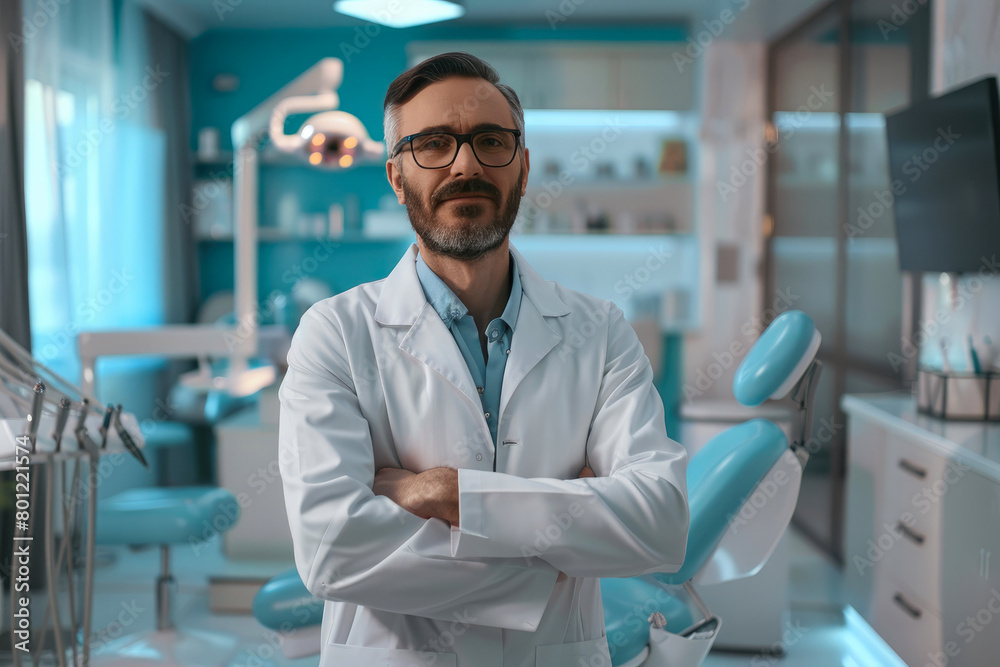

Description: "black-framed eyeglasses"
391 128 522 169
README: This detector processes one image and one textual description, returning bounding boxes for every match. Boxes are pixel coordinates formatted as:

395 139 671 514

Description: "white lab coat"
278 242 689 667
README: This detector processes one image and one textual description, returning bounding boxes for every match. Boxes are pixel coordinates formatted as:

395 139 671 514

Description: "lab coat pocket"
535 636 612 667
323 643 457 667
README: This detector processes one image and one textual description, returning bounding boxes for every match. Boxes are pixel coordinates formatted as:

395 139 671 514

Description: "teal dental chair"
252 310 823 667
89 487 242 666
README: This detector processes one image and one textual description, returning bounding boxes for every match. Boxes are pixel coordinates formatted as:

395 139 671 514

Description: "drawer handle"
893 593 923 619
897 522 926 545
898 458 927 479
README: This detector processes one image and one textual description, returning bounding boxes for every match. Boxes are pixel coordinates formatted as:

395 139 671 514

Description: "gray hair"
383 52 525 162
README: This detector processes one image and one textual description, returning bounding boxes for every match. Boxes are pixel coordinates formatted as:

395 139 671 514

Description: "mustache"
432 179 501 205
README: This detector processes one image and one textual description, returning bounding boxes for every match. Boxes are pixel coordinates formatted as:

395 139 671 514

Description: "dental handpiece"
52 397 71 453
100 403 114 449
27 381 45 453
113 404 149 468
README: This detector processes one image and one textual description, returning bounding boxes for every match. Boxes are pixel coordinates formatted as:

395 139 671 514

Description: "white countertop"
842 392 1000 483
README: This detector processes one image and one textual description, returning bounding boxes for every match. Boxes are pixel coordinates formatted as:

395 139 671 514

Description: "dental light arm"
231 58 343 149
230 57 384 372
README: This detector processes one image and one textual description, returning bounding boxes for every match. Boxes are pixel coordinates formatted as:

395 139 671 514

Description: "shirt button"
505 349 511 355
476 453 483 461
490 331 499 340
484 412 490 419
477 386 484 394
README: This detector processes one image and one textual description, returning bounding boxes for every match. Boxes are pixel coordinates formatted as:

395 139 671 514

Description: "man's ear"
520 147 530 196
386 158 405 205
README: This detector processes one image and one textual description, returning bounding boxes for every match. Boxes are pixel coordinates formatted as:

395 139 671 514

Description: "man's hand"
374 466 460 527
374 463 593 559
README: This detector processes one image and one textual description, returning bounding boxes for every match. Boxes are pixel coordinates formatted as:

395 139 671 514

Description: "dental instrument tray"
916 367 1000 421
0 327 146 467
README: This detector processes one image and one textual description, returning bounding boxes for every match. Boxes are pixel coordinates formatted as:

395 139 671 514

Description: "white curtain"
23 0 191 388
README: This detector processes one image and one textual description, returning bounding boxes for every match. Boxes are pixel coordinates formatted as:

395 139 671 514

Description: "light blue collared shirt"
415 250 521 462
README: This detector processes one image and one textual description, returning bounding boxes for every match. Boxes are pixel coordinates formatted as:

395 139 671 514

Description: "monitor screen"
885 77 1000 273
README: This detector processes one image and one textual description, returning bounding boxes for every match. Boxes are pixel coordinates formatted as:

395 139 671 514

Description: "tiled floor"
75 527 905 666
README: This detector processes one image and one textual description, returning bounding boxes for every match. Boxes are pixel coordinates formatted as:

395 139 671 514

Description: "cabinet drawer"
882 433 956 545
879 515 943 615
871 574 944 666
883 432 953 497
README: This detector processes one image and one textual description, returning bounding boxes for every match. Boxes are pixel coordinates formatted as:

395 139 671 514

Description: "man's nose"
449 140 482 178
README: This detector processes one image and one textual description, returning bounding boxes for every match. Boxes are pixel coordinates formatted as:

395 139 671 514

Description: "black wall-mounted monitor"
885 76 1000 273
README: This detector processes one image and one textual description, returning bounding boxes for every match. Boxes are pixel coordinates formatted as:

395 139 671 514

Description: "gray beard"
401 164 524 262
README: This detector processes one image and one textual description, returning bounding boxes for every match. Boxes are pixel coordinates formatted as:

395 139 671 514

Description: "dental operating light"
333 0 464 28
78 59 383 406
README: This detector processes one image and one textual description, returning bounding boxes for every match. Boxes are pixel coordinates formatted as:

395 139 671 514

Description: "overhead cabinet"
408 42 696 111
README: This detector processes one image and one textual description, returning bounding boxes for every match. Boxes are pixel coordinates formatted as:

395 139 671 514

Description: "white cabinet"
216 404 294 561
408 42 696 111
619 51 694 111
842 394 1000 666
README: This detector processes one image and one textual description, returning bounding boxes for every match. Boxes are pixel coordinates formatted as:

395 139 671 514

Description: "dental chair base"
90 628 239 666
91 488 243 666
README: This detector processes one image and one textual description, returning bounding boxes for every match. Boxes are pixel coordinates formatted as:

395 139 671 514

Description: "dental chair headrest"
733 310 820 407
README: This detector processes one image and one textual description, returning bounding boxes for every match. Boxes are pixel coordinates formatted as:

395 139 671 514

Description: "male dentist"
278 52 689 667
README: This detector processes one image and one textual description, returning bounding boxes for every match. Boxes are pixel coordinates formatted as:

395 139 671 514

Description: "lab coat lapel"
375 244 483 412
499 244 571 421
498 294 561 421
400 304 483 411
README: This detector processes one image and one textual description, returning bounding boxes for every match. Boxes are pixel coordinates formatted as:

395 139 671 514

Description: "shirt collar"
415 249 522 332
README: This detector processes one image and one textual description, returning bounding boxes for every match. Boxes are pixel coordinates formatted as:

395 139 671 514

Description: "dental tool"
27 381 45 453
40 395 68 667
114 404 148 468
99 403 114 449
